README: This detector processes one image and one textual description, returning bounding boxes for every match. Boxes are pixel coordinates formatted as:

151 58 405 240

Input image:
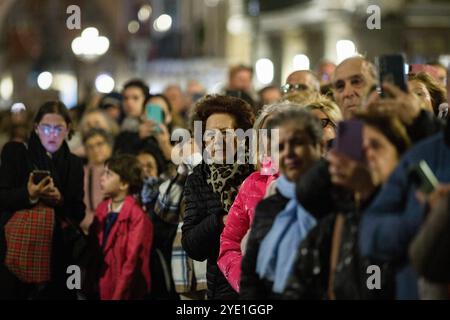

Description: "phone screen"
32 170 51 185
145 104 164 133
334 120 364 162
376 54 408 98
408 160 438 194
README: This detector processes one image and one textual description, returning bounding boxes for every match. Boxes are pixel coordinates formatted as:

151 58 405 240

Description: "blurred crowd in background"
0 0 450 301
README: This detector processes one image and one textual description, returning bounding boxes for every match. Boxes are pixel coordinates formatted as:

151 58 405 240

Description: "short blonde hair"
252 102 298 169
304 96 343 127
79 109 120 137
282 90 321 106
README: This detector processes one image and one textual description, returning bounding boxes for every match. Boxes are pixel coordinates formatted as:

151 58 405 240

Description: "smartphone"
32 170 51 185
145 104 164 133
408 160 438 194
376 54 408 98
334 120 364 162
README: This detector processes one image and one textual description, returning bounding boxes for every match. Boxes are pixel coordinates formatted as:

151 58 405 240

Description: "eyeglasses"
281 83 309 94
320 118 335 128
38 124 66 137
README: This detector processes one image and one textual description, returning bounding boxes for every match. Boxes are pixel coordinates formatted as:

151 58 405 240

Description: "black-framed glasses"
320 118 335 128
281 83 309 94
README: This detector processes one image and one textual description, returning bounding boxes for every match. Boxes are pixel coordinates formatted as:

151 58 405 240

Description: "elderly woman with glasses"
305 97 343 148
0 101 85 299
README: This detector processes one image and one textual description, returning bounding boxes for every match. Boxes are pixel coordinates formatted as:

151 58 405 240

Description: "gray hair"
253 101 296 131
252 102 297 167
266 106 323 145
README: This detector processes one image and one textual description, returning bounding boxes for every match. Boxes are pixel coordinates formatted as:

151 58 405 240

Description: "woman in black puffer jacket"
182 95 254 300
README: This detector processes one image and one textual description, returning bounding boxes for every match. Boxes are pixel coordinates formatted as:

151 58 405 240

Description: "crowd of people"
0 55 449 300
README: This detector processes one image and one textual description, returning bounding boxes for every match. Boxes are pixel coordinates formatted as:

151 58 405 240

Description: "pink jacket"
218 171 278 292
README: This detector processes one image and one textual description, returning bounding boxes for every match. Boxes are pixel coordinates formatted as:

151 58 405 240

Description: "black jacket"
0 141 85 248
407 110 444 144
283 210 395 300
240 191 289 300
114 131 144 155
0 141 85 298
181 164 238 300
114 131 164 157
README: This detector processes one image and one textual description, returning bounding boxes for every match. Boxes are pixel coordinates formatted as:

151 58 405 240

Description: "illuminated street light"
227 15 249 35
95 74 115 93
138 5 152 22
128 20 140 34
0 76 13 101
71 27 110 61
293 54 310 71
37 71 53 90
336 40 357 64
154 14 172 32
256 58 274 85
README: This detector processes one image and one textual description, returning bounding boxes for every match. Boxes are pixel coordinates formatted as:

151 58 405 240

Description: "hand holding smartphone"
376 54 408 98
32 170 51 185
145 104 164 134
408 160 438 195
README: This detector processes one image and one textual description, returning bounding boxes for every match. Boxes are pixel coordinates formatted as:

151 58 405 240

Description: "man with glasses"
281 70 321 95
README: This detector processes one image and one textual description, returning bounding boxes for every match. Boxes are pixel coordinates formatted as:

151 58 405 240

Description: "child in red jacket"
92 154 153 300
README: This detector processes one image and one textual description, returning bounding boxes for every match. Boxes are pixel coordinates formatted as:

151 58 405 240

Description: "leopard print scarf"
206 161 253 212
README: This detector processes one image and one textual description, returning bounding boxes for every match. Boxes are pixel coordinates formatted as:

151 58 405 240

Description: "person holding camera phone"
366 56 444 144
0 101 85 300
144 94 174 161
114 79 174 162
359 111 450 299
283 111 410 300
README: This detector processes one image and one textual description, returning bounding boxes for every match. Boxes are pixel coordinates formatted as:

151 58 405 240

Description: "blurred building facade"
0 0 449 110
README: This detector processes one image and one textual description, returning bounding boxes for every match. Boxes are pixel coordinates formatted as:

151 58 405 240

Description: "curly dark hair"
105 154 143 196
192 94 255 133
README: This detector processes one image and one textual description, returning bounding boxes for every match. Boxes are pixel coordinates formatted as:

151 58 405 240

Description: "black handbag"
57 215 89 264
